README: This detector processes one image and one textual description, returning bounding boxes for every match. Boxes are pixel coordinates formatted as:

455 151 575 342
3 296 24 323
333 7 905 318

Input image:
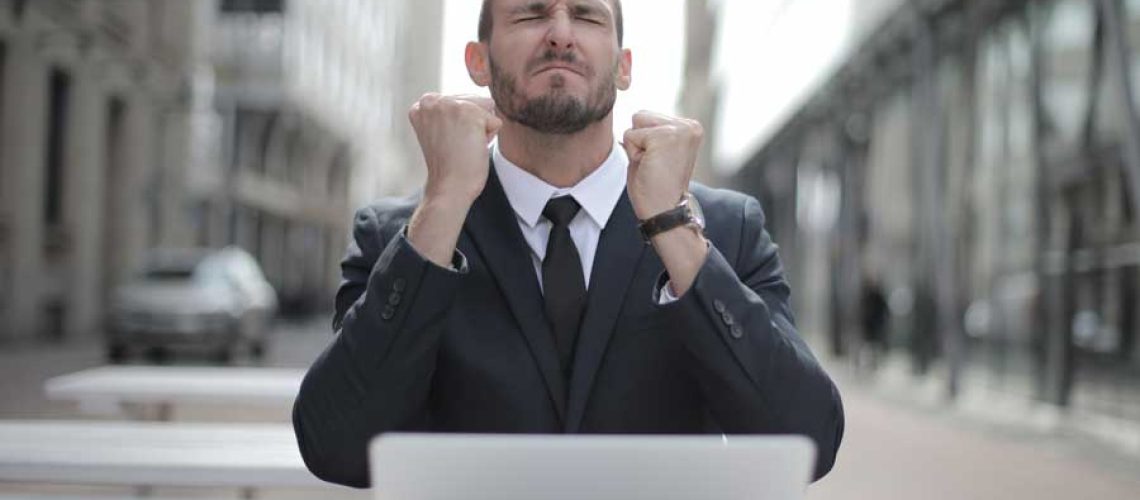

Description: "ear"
616 48 632 91
466 41 492 87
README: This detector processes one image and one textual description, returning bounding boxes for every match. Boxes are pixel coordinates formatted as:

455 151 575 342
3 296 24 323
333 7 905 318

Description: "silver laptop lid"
370 433 816 500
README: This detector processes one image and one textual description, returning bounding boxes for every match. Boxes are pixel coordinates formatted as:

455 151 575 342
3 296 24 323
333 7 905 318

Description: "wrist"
420 186 477 215
650 226 708 252
631 189 685 220
650 229 709 297
424 174 483 206
408 195 471 269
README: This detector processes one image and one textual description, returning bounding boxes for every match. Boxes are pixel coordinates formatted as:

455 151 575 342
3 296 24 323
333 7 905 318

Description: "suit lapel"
464 166 567 422
565 191 648 432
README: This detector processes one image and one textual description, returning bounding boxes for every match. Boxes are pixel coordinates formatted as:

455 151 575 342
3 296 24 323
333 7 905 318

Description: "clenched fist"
406 93 502 268
621 111 704 220
409 93 503 204
622 111 708 296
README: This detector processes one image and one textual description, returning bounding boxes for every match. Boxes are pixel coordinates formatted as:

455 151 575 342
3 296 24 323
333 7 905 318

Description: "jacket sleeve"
293 204 467 488
655 195 844 482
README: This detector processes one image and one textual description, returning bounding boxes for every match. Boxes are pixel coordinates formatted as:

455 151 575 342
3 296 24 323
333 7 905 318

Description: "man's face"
478 0 631 134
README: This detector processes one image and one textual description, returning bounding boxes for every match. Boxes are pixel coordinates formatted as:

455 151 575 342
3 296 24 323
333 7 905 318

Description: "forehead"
496 0 614 15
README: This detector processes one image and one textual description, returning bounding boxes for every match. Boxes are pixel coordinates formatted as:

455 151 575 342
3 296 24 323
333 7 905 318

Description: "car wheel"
146 347 170 365
107 343 129 363
249 339 266 361
214 345 234 365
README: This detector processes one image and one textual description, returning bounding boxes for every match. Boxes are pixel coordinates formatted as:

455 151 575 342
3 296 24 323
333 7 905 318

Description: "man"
293 0 844 488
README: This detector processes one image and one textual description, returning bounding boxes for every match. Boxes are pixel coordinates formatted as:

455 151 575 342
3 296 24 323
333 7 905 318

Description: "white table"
0 420 326 494
44 367 305 420
0 495 231 499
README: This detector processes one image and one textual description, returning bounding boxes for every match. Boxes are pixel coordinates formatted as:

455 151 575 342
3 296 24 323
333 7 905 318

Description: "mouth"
535 64 583 76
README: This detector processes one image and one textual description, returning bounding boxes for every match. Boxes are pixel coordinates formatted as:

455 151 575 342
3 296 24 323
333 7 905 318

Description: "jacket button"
713 300 726 314
388 293 401 306
730 325 744 339
381 306 395 321
393 278 407 292
721 312 734 326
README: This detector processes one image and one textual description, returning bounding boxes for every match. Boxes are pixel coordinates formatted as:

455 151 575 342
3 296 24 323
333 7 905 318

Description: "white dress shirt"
492 140 681 303
492 139 626 291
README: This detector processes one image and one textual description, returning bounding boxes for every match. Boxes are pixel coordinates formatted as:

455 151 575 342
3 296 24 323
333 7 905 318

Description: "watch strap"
638 203 694 242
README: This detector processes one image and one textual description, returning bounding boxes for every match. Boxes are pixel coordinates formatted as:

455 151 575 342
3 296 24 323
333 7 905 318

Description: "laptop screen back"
370 433 816 500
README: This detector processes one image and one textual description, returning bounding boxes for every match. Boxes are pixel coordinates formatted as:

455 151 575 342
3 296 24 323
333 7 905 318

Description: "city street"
1 319 1138 499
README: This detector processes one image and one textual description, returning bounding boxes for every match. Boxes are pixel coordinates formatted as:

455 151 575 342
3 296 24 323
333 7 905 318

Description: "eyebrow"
509 2 549 16
508 1 610 19
571 3 603 17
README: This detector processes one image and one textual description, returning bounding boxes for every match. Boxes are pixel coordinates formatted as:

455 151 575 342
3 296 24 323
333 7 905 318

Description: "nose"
545 10 575 50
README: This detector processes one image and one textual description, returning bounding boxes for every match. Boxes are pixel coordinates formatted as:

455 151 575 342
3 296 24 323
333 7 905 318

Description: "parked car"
106 247 278 363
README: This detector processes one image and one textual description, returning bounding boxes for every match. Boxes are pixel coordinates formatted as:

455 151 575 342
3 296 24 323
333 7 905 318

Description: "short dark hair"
478 0 624 46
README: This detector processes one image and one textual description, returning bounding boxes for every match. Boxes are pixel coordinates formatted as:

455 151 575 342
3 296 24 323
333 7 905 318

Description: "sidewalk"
809 354 1140 499
854 352 1140 459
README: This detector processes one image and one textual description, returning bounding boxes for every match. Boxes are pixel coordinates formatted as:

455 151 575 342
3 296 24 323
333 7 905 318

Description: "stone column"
63 62 107 339
105 91 156 289
156 105 190 248
1 40 48 340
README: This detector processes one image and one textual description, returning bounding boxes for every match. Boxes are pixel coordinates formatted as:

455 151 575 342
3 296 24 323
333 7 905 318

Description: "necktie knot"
543 196 581 227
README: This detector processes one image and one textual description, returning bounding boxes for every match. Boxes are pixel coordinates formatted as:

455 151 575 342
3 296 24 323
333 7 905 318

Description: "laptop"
370 433 816 500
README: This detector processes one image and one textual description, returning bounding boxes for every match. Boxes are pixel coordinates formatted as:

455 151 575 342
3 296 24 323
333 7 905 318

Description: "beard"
489 50 618 135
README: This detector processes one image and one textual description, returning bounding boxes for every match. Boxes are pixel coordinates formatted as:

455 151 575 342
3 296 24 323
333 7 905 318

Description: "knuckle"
455 101 481 119
689 121 704 138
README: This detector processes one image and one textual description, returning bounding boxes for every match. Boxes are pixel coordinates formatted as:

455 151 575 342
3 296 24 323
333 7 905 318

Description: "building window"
220 0 284 14
11 0 28 20
44 68 70 229
101 97 126 297
0 41 6 205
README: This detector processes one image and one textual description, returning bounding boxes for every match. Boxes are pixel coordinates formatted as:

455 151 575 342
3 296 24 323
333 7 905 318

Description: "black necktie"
542 196 586 378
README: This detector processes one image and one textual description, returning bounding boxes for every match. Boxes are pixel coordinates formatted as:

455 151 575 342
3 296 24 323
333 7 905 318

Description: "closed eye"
571 4 606 25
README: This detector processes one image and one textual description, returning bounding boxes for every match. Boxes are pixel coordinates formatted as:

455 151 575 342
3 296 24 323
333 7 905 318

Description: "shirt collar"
492 139 628 229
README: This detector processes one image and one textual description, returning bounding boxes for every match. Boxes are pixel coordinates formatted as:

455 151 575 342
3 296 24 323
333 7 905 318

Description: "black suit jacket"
293 169 844 488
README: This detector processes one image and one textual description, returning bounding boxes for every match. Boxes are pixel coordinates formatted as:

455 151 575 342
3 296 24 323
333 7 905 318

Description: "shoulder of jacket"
353 191 423 237
687 181 758 217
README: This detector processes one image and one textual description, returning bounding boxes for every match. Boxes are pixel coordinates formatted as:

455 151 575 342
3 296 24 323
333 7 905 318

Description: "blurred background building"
728 0 1140 426
0 0 441 342
678 0 722 185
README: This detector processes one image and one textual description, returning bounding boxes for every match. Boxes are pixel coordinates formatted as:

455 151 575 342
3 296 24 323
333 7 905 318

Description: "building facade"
678 0 722 185
732 0 1140 423
0 0 441 342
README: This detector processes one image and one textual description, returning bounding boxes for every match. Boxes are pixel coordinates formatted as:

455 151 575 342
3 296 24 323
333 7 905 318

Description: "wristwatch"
638 192 706 243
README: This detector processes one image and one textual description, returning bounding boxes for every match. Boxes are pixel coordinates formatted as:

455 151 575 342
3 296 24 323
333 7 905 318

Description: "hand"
406 93 502 268
408 93 503 205
621 111 704 220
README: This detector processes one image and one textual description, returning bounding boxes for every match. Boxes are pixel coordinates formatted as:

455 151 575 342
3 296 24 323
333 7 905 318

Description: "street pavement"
809 370 1140 499
2 318 1138 499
